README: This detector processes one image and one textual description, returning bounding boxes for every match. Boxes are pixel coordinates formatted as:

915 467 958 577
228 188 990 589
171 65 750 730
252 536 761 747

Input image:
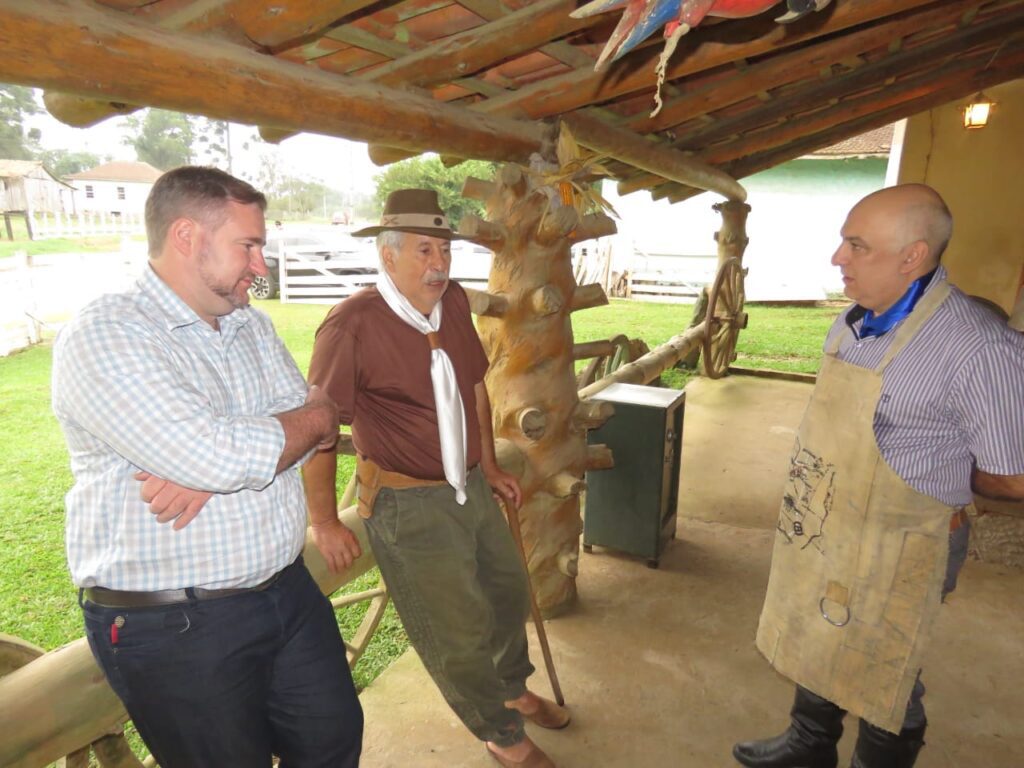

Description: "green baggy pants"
364 465 535 747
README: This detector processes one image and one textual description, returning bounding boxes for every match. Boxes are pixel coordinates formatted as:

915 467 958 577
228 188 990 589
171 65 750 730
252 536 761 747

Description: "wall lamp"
963 92 995 129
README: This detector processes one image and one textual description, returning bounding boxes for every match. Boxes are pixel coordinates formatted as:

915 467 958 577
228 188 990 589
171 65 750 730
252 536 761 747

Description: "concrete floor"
357 376 1024 767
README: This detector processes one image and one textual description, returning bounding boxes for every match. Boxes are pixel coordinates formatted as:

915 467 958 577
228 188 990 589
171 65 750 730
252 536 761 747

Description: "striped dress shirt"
824 267 1024 507
52 266 308 590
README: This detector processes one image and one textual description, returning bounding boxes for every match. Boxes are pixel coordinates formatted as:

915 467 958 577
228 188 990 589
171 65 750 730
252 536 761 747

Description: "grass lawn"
0 295 841 697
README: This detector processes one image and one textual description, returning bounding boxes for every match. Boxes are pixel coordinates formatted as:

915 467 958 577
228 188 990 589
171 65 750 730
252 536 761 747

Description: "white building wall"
76 179 153 215
598 157 888 301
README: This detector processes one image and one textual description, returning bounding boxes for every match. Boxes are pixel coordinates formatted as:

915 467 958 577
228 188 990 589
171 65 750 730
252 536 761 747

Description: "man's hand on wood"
311 517 362 573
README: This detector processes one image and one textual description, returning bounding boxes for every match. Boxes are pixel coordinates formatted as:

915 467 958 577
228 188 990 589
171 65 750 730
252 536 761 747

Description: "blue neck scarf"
856 269 937 340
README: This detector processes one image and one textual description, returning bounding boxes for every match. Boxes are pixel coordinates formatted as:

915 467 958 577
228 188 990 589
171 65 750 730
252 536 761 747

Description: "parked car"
250 233 376 300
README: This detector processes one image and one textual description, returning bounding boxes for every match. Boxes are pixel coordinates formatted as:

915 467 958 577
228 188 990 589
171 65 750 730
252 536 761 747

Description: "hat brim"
350 224 464 240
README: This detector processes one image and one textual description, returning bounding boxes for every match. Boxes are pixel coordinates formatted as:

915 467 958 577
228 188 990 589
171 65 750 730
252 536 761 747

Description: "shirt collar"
846 266 946 338
138 264 252 335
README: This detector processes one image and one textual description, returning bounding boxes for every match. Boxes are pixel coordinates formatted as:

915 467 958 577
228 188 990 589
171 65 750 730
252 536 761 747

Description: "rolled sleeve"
237 414 288 489
54 315 288 493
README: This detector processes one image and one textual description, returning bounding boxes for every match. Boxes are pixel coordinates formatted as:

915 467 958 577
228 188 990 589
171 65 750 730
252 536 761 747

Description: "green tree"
123 109 195 170
195 118 231 170
38 149 102 178
0 84 41 160
373 156 496 226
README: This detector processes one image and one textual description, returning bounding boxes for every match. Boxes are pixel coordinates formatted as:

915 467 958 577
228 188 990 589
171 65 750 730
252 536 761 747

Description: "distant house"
0 159 77 216
603 124 896 302
67 161 163 217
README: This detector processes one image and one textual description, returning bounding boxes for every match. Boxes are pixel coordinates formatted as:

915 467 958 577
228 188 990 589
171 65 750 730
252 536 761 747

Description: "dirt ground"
357 375 1024 767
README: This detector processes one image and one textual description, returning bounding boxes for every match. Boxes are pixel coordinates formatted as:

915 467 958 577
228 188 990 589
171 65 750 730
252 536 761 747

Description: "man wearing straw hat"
304 189 570 768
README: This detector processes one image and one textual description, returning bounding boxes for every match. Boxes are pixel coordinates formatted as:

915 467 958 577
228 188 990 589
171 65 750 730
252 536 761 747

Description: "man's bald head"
854 184 953 268
832 184 954 313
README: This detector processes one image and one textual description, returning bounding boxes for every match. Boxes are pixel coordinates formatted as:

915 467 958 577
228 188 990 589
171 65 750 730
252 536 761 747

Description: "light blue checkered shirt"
52 266 308 590
824 267 1024 507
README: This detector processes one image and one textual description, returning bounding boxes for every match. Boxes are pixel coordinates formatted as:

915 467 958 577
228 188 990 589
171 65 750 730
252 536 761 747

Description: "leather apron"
755 281 954 733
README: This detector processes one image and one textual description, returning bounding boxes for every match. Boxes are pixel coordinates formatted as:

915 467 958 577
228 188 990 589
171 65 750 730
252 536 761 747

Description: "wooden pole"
468 165 617 616
578 323 707 400
563 113 747 202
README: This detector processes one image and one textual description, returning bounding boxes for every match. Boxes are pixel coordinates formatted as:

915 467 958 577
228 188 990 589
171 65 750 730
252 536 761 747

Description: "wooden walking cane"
502 498 565 706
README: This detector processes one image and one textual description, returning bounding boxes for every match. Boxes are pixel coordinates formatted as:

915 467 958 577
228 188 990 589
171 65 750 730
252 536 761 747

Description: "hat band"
380 212 451 230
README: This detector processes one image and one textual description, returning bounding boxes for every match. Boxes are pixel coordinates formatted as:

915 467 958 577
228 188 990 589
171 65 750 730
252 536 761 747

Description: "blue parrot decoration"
572 0 834 71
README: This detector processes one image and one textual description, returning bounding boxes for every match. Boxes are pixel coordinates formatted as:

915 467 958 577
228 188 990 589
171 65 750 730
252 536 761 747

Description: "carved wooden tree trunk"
462 165 615 616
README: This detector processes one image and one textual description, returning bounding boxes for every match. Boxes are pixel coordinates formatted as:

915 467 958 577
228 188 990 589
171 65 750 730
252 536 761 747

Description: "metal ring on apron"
819 596 851 627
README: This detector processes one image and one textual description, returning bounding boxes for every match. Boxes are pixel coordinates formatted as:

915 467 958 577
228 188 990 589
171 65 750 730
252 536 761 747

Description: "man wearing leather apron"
733 184 1024 768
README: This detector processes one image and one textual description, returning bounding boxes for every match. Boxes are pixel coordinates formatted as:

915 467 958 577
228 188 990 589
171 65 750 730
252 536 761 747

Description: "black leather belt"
82 560 294 609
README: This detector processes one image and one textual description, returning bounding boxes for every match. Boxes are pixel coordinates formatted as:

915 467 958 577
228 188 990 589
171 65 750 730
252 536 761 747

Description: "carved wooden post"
713 200 752 269
463 165 616 616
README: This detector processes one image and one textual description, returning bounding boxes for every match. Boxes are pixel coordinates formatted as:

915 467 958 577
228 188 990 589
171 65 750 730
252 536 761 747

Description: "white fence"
30 210 145 240
0 247 147 357
278 250 378 304
625 271 705 303
278 243 490 305
0 253 42 356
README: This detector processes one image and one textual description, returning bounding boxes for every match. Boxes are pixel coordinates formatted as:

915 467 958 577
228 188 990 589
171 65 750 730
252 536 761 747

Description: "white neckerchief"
376 270 467 504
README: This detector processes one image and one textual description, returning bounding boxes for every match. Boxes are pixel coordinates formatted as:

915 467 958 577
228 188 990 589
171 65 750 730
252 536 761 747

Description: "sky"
27 94 382 194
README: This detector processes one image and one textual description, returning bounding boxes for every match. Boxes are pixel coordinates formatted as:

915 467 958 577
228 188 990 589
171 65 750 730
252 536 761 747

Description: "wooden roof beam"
458 0 596 69
563 113 746 202
0 0 545 163
44 0 379 127
624 0 991 135
475 0 941 120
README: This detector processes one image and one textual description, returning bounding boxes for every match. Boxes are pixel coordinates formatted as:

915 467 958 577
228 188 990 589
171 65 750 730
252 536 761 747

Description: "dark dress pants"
83 559 363 768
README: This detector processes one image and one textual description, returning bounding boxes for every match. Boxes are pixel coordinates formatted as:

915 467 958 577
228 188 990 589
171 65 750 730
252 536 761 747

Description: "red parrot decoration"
572 0 834 71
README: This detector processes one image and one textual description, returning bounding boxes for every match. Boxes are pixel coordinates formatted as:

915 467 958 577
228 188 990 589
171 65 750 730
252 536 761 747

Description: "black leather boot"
849 719 926 768
733 687 845 768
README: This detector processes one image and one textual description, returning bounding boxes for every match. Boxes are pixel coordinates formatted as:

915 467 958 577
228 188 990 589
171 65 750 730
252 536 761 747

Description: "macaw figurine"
572 0 833 70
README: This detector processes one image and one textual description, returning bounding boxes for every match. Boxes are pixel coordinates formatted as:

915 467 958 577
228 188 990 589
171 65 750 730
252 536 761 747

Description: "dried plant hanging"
531 123 619 234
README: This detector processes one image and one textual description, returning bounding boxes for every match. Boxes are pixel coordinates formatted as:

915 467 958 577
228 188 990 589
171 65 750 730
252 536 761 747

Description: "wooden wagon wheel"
702 257 748 379
0 634 147 767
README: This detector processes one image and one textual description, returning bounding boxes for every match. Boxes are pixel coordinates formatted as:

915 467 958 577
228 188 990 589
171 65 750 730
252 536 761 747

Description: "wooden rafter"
722 45 1024 172
563 113 746 201
687 9 1022 154
704 42 1022 165
366 0 593 89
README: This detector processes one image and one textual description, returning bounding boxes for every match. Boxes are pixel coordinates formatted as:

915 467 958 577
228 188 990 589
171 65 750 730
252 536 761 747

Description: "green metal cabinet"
583 383 685 568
